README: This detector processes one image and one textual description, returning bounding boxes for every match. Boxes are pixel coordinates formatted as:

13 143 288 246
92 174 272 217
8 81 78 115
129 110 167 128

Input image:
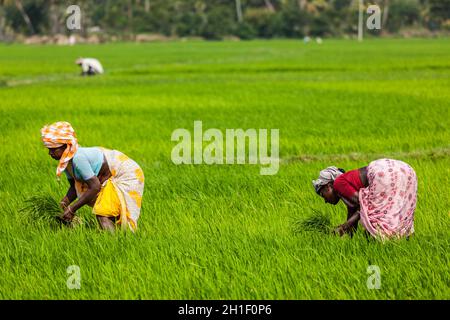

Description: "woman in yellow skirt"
41 121 145 231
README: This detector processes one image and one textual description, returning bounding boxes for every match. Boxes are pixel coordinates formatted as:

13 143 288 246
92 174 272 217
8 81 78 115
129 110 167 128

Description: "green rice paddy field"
0 39 449 299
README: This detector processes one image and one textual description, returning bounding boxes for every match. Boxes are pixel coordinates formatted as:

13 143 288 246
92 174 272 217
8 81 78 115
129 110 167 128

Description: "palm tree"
297 0 307 11
382 0 390 29
49 0 61 35
128 0 133 32
235 0 243 23
1 0 35 34
0 4 5 40
264 0 275 12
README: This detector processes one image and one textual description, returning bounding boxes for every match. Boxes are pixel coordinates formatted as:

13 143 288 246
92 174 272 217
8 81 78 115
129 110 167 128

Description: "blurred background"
0 0 449 43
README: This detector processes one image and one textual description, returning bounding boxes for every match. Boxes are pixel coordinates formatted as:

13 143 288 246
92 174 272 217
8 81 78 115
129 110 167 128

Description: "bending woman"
312 159 417 239
41 121 145 231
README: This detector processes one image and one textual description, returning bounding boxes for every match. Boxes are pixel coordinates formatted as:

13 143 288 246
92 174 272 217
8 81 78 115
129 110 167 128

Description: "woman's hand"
333 211 360 237
333 223 348 236
62 206 75 222
60 196 71 210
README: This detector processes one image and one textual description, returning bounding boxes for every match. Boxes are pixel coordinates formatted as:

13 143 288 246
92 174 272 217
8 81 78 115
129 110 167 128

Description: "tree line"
0 0 449 41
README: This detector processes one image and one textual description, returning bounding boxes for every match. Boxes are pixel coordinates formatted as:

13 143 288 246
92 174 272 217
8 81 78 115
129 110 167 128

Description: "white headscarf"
312 166 344 194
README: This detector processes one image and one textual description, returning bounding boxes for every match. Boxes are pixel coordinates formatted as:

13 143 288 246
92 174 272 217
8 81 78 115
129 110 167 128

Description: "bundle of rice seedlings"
20 195 82 228
294 209 332 234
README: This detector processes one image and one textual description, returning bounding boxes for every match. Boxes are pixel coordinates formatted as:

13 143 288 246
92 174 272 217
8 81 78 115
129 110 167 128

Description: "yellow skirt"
93 179 136 231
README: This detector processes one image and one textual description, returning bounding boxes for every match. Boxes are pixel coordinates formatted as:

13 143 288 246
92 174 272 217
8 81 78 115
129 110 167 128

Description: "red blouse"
333 169 364 201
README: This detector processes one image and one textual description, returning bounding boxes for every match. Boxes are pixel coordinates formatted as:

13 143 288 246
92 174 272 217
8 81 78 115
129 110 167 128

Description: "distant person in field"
41 121 144 232
75 57 104 76
313 159 417 240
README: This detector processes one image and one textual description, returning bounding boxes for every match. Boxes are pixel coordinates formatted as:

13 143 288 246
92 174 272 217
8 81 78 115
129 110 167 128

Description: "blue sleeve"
73 154 96 181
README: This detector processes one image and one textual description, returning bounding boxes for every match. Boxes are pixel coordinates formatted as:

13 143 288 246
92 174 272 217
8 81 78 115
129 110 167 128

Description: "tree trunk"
358 0 363 41
0 8 5 40
80 1 90 37
235 0 243 23
145 0 150 13
128 0 133 32
298 0 309 36
264 0 275 12
297 0 307 11
49 0 60 35
382 0 389 28
15 0 35 34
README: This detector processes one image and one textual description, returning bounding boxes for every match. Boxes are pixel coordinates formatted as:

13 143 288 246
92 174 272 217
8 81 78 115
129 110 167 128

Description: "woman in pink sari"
312 159 417 239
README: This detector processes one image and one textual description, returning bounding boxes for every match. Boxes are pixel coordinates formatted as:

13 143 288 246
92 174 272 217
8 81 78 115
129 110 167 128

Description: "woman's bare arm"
60 179 77 209
334 202 361 237
68 176 101 213
346 209 360 232
66 179 77 202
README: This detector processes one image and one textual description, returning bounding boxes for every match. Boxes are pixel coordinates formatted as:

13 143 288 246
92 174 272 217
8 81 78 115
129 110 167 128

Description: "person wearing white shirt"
75 57 104 76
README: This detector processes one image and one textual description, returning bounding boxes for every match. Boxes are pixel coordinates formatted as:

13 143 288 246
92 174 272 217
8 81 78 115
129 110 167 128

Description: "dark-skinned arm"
345 207 360 236
335 208 360 237
346 205 360 230
335 193 361 237
60 179 77 209
62 176 101 221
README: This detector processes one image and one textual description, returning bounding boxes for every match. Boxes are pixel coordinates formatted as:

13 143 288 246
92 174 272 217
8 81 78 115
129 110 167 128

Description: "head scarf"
41 121 78 178
312 166 343 194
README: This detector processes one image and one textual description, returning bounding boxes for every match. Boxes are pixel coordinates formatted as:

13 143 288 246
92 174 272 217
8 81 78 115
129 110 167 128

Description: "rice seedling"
20 194 82 228
21 195 62 221
294 209 332 234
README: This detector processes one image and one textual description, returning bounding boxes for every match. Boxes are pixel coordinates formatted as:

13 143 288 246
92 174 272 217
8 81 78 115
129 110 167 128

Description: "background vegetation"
0 0 449 41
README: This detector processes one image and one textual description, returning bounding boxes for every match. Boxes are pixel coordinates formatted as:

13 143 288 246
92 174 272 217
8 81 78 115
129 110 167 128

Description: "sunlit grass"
0 39 449 299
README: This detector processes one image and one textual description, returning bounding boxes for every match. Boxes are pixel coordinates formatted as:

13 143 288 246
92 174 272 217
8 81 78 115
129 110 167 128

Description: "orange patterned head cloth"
41 121 79 178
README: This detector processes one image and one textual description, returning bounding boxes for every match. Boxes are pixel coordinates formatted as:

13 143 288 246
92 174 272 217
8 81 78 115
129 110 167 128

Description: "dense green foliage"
1 0 449 40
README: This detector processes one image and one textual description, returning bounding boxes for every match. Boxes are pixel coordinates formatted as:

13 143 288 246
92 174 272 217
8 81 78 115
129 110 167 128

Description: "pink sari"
359 159 417 239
